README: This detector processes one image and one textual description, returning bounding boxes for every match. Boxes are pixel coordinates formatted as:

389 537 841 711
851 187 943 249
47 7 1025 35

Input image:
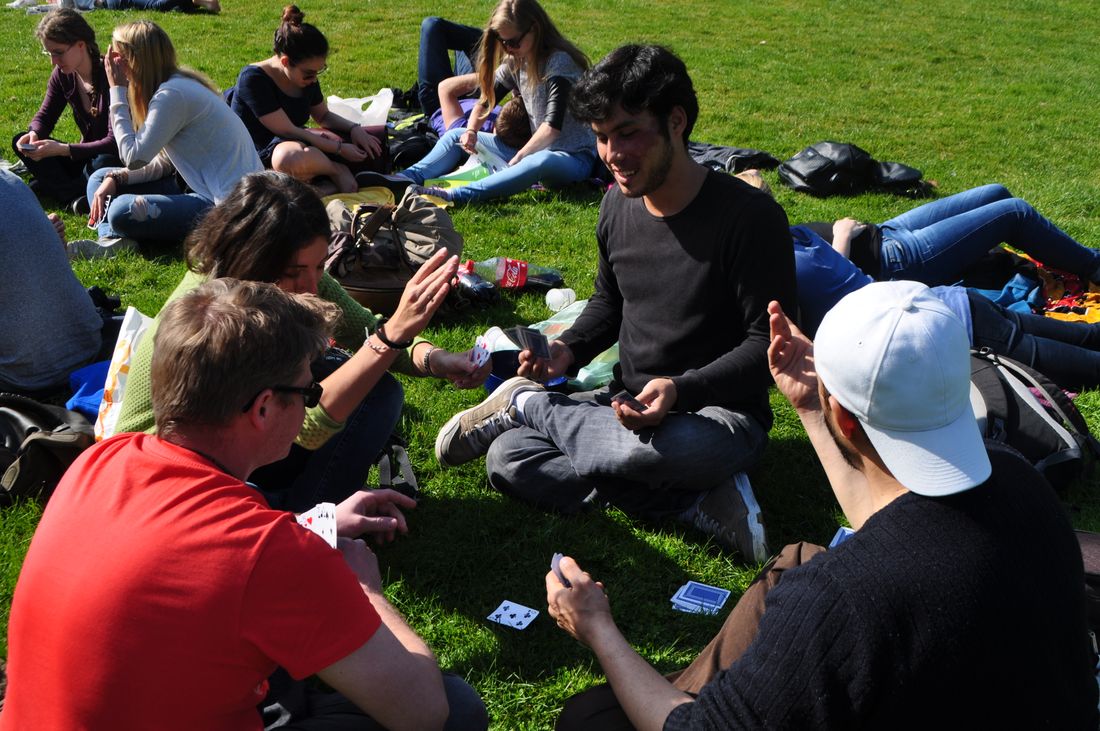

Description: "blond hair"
475 0 588 111
110 20 217 128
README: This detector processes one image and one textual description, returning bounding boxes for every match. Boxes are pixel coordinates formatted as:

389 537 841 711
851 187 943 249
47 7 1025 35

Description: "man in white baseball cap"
546 281 1096 729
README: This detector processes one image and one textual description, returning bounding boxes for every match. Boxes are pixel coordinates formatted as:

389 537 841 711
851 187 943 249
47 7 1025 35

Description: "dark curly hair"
570 44 698 145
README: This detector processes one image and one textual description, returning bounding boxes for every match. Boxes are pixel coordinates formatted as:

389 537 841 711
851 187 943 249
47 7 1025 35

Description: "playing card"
671 581 730 615
487 600 539 630
472 336 491 367
296 502 337 549
504 326 551 360
550 552 571 588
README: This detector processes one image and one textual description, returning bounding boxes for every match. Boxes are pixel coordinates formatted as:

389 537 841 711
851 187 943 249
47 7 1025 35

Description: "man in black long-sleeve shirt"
433 45 796 561
547 281 1098 730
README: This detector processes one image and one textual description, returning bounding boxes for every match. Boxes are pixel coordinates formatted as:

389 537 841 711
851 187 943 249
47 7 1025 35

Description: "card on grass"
671 580 730 615
487 600 539 630
296 502 337 549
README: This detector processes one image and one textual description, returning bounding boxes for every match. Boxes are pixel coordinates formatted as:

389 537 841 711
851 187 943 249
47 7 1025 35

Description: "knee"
270 142 315 179
986 183 1012 199
441 673 488 731
420 16 444 39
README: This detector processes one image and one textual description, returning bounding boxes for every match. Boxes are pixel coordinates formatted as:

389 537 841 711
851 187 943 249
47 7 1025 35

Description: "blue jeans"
402 128 596 203
256 373 405 513
967 290 1100 391
486 388 768 519
879 184 1100 286
417 17 482 116
87 166 212 242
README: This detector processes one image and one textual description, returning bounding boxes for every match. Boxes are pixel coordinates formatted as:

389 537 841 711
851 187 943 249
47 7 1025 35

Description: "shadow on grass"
378 488 738 681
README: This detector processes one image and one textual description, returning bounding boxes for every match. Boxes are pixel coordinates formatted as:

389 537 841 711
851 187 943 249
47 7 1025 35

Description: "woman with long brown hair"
13 9 119 213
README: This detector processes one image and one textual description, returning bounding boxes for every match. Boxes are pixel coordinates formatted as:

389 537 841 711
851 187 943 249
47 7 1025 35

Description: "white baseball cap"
814 281 991 496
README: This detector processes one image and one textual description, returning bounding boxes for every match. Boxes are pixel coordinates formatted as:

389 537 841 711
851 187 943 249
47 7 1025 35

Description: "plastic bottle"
453 263 500 307
467 257 564 291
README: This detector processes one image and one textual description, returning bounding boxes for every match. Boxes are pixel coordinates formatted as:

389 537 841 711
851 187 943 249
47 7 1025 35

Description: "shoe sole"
733 472 768 562
433 376 533 468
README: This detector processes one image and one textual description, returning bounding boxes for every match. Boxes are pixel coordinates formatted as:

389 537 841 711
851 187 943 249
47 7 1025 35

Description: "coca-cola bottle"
467 257 564 292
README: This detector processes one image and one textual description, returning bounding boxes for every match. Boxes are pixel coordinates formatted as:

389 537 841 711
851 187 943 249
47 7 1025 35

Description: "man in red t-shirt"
2 279 485 731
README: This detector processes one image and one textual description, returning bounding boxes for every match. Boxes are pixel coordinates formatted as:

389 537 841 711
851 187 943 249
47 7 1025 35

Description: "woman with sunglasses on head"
79 20 261 258
364 0 596 204
13 9 120 214
115 171 488 510
229 5 387 195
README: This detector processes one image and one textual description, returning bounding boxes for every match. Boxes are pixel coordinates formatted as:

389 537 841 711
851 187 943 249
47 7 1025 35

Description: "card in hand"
472 335 491 367
504 326 551 360
487 600 539 630
296 502 337 549
611 389 647 412
550 552 572 588
671 580 730 615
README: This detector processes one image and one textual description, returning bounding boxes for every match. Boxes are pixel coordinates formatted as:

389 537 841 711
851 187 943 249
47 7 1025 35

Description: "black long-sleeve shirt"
560 170 796 427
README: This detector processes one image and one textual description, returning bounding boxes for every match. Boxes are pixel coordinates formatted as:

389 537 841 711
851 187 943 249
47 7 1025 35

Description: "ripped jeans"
86 167 213 242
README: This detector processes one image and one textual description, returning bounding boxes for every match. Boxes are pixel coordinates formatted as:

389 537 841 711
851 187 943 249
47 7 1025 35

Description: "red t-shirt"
1 433 380 730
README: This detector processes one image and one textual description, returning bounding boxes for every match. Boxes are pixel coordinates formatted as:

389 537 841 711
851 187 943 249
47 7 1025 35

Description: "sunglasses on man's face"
499 28 529 50
241 381 324 411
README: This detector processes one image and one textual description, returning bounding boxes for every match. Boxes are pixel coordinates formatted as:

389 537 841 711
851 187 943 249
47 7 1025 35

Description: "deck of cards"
296 502 337 548
487 600 539 630
671 580 731 615
504 326 551 360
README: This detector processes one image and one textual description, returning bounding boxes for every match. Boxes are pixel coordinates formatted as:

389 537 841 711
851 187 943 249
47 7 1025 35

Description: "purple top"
29 63 116 162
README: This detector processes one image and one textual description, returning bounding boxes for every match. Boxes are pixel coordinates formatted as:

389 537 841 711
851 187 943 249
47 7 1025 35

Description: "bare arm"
509 122 559 165
438 73 478 130
317 539 448 731
767 301 872 526
319 251 457 422
547 557 691 731
830 218 867 260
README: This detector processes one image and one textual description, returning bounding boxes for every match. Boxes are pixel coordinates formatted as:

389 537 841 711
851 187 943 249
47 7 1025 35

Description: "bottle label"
499 258 528 289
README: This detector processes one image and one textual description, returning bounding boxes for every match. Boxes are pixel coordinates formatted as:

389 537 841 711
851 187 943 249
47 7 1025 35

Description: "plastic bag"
528 300 619 390
95 307 152 441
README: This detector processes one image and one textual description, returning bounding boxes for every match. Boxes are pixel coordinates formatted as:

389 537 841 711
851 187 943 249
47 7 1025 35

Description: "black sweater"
665 444 1098 729
559 170 796 427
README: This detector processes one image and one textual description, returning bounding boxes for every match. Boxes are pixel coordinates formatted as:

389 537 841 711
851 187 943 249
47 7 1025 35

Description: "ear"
279 54 291 70
666 105 688 140
828 395 861 439
244 389 275 431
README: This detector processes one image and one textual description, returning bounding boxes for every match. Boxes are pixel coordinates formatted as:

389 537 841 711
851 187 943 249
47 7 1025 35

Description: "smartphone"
611 389 647 412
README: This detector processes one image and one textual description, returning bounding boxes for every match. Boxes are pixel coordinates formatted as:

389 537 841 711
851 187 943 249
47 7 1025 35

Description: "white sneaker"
66 237 138 260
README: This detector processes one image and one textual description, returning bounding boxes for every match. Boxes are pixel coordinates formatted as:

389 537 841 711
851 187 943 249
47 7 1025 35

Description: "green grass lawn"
3 0 1100 727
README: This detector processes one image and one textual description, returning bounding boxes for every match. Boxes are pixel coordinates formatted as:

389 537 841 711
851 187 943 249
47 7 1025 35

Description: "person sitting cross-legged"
546 282 1097 730
433 45 796 561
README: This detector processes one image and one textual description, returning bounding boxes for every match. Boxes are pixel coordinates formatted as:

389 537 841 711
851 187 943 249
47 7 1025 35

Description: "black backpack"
0 393 95 503
778 141 927 197
969 349 1099 490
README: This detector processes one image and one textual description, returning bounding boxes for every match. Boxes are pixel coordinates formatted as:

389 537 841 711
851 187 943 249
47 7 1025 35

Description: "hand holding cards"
296 502 337 548
504 326 550 360
611 389 647 412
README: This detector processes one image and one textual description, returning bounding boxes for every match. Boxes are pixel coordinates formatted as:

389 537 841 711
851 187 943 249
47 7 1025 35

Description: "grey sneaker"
435 377 543 467
684 472 768 562
66 237 138 260
409 184 453 202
